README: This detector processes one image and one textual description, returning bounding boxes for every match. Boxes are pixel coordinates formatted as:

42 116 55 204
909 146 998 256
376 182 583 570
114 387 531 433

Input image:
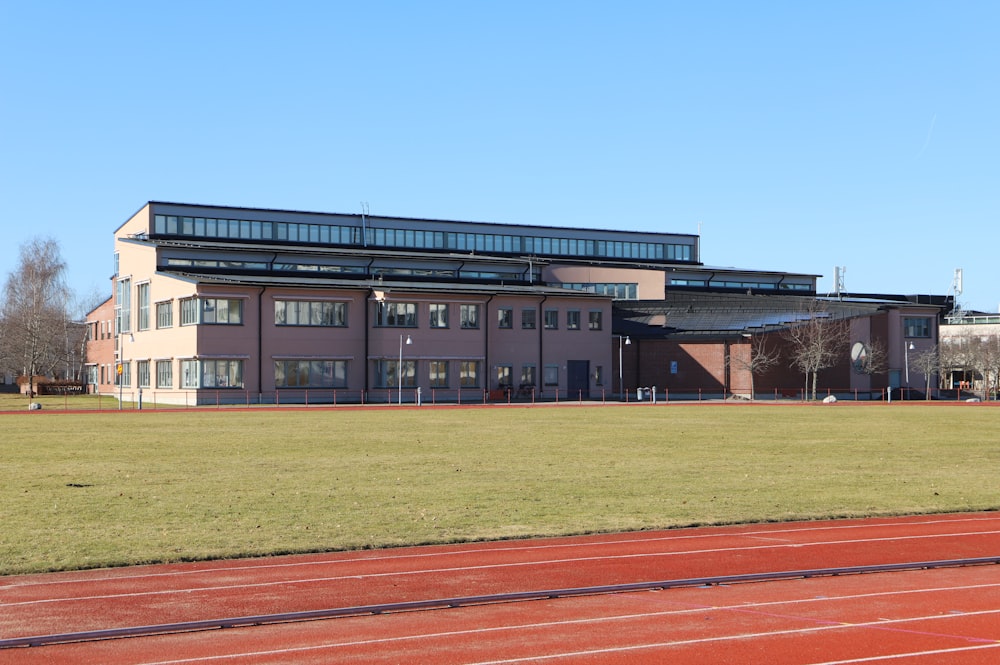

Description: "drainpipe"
484 294 494 389
538 295 547 396
257 286 265 401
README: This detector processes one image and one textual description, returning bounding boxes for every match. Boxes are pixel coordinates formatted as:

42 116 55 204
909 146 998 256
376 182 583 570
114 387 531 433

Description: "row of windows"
106 358 585 391
125 286 603 333
154 214 696 263
561 283 639 300
903 317 932 338
669 278 813 291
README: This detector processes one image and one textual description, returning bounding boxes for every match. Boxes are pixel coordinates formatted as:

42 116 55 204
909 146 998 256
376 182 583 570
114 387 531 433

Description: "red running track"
1 512 999 663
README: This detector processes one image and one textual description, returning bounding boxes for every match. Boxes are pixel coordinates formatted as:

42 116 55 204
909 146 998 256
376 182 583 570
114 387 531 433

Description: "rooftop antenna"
360 202 370 247
950 268 964 319
833 266 846 300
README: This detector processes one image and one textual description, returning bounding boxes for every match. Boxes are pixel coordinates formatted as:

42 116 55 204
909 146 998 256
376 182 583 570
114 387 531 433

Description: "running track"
2 512 999 663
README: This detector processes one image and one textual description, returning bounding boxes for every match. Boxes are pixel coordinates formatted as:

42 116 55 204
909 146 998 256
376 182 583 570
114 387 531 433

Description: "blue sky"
2 1 997 313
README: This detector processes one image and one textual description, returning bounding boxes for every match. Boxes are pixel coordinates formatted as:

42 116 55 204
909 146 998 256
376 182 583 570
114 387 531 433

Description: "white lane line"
4 530 1000 609
5 514 997 591
125 604 1000 664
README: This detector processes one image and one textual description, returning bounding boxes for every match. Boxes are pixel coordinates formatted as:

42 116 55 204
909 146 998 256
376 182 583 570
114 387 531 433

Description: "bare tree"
0 238 72 396
908 346 940 400
782 302 849 400
728 334 781 400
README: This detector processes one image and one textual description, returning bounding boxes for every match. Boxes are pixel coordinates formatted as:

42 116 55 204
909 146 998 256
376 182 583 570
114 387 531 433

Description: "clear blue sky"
2 1 997 313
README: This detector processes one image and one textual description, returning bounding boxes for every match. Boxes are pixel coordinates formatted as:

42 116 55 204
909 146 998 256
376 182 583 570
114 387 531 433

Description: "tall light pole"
617 335 631 401
399 334 412 404
904 341 915 386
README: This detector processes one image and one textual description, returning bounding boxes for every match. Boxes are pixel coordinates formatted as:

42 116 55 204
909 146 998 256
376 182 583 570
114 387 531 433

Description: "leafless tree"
908 346 940 400
728 334 781 400
0 238 72 395
782 302 849 400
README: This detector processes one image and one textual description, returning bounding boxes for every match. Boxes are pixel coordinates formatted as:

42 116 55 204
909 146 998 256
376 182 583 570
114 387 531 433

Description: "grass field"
1 403 998 575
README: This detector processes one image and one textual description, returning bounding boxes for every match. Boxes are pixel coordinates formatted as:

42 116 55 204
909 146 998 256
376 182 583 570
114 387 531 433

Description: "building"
939 311 1000 400
87 201 945 406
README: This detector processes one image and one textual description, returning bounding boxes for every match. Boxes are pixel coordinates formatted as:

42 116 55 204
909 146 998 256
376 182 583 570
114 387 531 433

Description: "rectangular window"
497 307 513 329
156 301 173 329
180 298 199 325
200 359 244 388
588 310 603 331
520 364 536 387
460 304 480 329
595 365 604 386
136 360 150 388
496 365 513 389
429 360 449 388
137 283 150 331
544 309 559 330
544 364 559 386
376 302 417 327
116 277 131 334
156 360 173 389
274 360 348 388
429 304 449 328
374 359 416 388
904 317 931 338
181 359 199 388
460 361 480 388
521 309 536 330
201 298 243 325
274 300 347 326
567 310 581 330
118 361 131 387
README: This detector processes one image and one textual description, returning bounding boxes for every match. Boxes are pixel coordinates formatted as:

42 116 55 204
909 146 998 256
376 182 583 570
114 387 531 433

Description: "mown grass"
1 404 998 575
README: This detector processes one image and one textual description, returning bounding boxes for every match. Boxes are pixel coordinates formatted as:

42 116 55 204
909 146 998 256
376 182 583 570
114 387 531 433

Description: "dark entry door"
567 360 590 400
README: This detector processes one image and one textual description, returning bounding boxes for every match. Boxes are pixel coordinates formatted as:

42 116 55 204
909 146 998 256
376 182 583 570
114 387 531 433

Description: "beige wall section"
542 266 665 300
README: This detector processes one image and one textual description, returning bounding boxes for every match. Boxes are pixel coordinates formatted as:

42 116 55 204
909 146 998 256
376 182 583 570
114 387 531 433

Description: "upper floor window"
180 297 244 325
275 300 347 327
156 301 173 329
137 283 151 331
588 310 603 330
429 303 449 328
460 304 480 329
904 317 932 338
376 301 416 327
497 307 513 329
544 308 559 330
116 277 131 334
522 309 536 330
567 310 581 330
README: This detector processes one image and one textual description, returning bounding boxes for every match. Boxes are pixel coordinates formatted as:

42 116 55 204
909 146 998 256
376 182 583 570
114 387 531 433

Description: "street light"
616 335 631 401
904 341 915 385
399 334 412 405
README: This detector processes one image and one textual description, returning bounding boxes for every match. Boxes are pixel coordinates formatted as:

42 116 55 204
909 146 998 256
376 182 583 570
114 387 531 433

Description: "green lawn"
1 404 998 575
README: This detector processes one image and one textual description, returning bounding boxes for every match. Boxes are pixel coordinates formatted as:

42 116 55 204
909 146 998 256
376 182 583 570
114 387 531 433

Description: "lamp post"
904 340 915 389
399 334 412 405
616 334 631 401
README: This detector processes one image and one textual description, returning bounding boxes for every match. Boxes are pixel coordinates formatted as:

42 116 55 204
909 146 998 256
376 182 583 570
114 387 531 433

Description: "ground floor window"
460 361 480 388
137 360 151 389
496 364 513 389
180 359 244 388
274 360 348 388
429 360 449 388
156 360 173 389
374 359 416 388
544 364 559 386
520 364 536 387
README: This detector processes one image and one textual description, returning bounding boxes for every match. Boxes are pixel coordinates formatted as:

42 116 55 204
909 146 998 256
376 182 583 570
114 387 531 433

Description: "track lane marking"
4 530 1000 609
4 514 998 592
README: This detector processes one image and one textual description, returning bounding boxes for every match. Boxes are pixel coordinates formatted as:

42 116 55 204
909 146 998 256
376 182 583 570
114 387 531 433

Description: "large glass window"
181 359 199 388
460 304 480 329
376 302 417 327
274 360 348 388
275 300 347 326
116 277 131 334
137 283 150 331
201 359 244 388
374 359 416 388
429 304 449 328
904 317 932 338
180 298 243 325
